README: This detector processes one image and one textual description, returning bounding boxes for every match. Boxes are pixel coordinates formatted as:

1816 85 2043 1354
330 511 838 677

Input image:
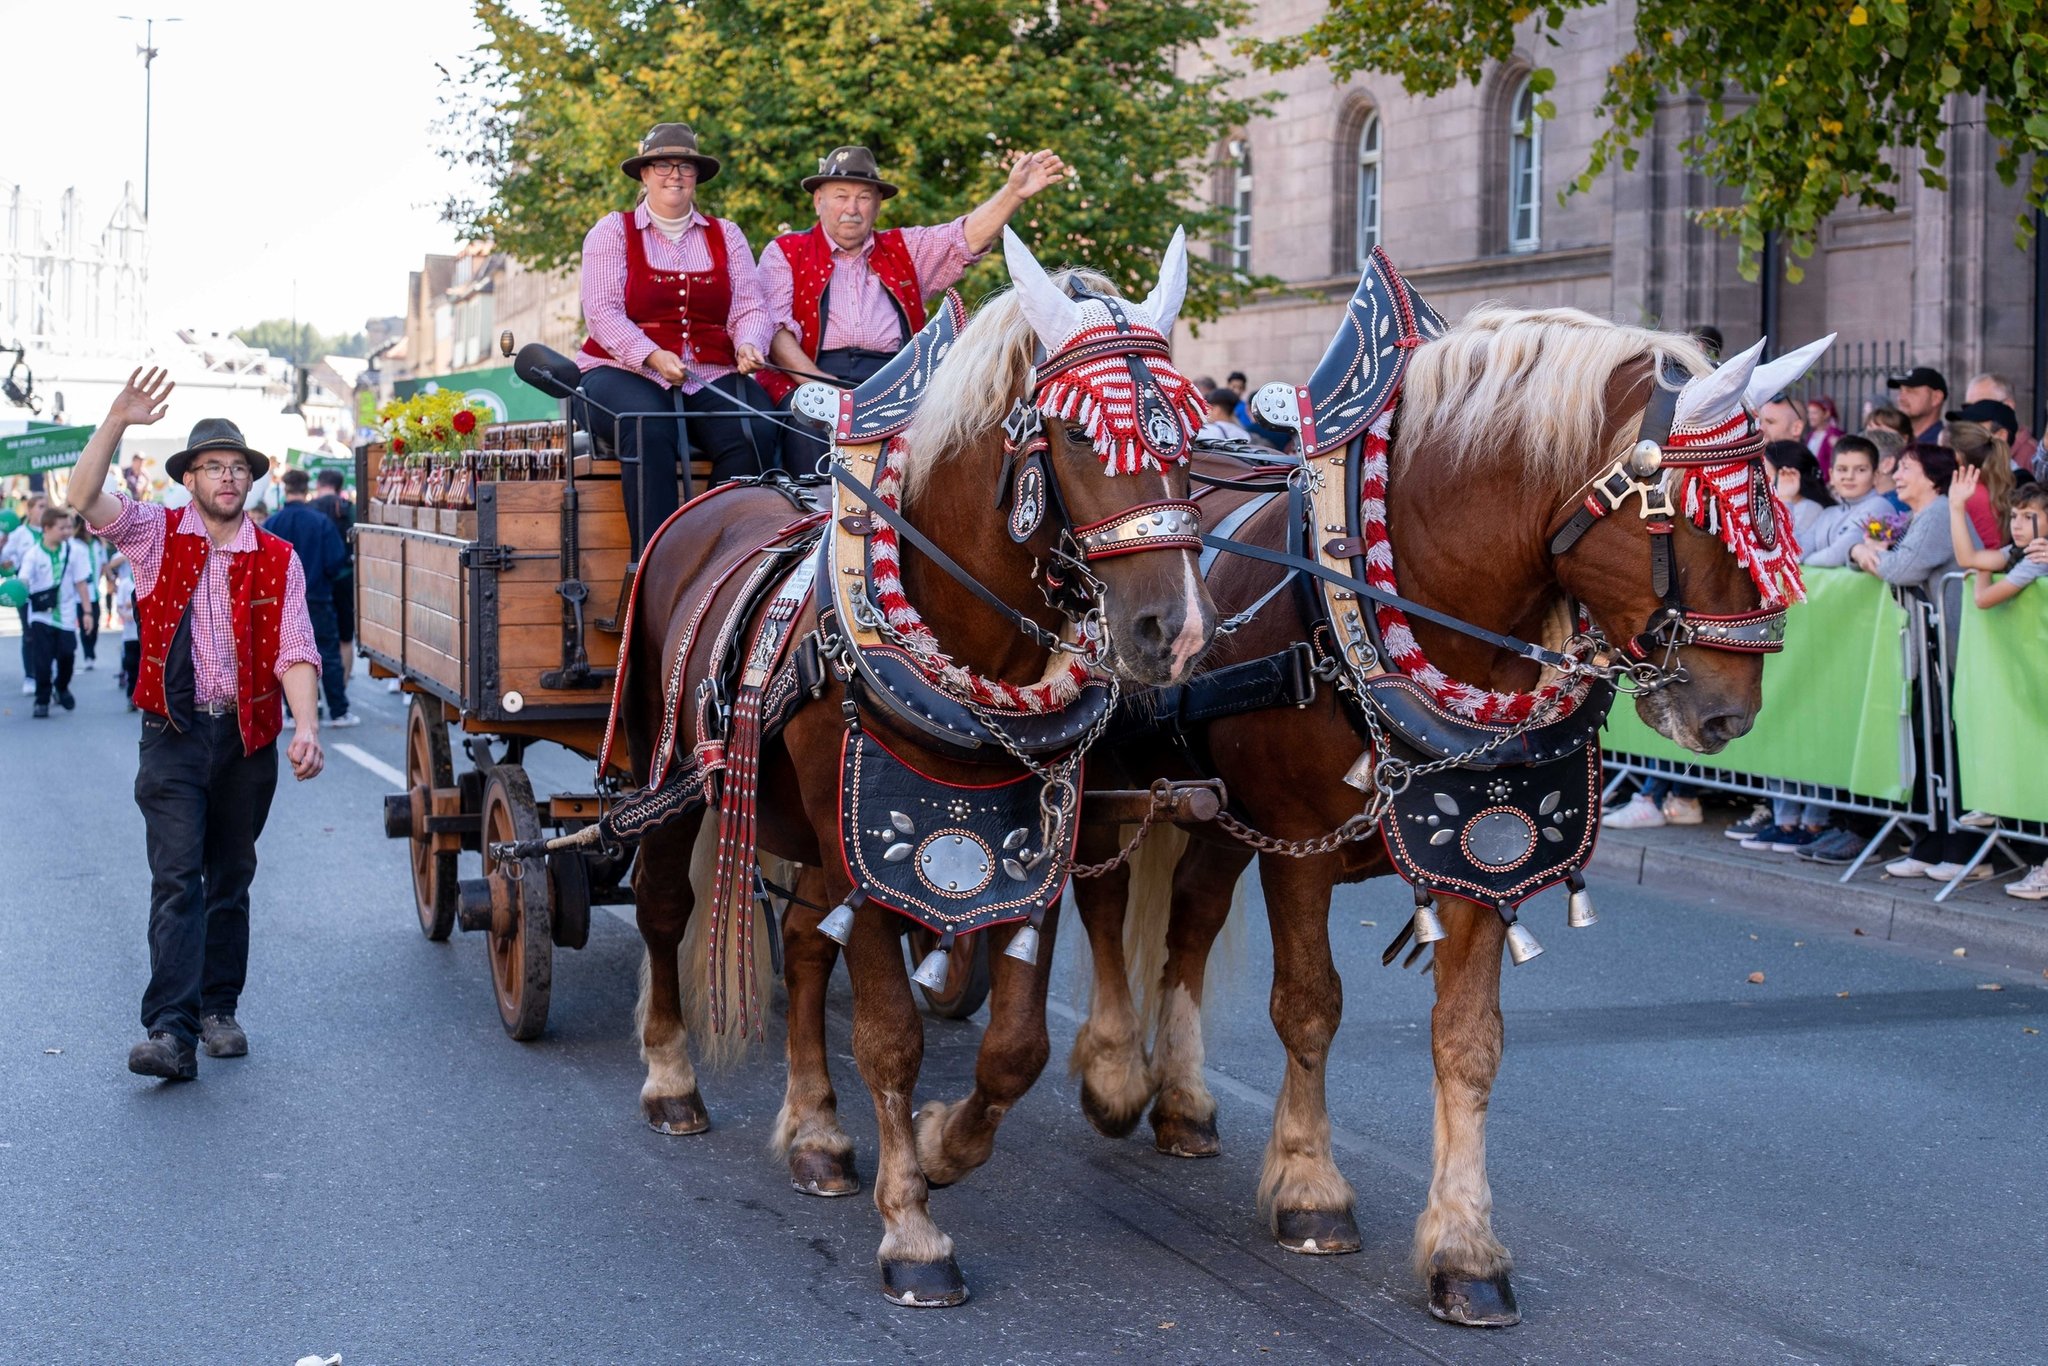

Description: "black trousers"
777 348 895 471
77 598 99 661
577 367 782 553
306 598 349 718
134 712 280 1043
25 622 75 705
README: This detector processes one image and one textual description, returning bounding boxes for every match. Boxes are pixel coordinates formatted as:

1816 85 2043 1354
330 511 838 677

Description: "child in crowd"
1801 437 1898 568
1945 422 2014 554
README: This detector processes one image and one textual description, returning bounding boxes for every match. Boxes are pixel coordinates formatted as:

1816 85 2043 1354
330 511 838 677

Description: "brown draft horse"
1067 307 1826 1326
616 233 1217 1306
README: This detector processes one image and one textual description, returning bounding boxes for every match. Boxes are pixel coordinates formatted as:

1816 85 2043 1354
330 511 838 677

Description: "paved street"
2 653 2044 1365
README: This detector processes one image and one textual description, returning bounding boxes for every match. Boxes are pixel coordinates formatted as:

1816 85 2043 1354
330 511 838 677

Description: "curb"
1588 832 2048 964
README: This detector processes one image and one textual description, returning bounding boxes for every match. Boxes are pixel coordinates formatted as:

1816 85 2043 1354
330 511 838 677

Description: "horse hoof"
880 1256 969 1308
789 1146 861 1198
1079 1085 1143 1139
1428 1270 1520 1327
643 1092 709 1136
1274 1208 1361 1255
1151 1110 1220 1159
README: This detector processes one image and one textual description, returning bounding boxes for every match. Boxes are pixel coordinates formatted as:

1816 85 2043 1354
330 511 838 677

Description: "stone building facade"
1174 0 2040 421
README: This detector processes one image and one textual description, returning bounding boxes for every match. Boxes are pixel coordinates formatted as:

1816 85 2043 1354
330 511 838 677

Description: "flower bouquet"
1864 511 1911 546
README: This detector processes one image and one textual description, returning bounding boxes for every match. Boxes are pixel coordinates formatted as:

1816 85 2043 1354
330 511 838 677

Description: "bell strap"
829 459 1073 653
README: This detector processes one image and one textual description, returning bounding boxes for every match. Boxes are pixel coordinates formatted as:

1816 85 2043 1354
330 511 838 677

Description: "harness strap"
1200 533 1585 674
830 459 1068 652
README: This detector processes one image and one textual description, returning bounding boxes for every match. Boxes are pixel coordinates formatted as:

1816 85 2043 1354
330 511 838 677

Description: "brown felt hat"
801 145 899 199
166 417 270 483
620 123 721 183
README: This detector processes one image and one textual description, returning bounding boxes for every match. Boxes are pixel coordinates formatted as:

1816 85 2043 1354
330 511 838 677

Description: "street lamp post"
118 14 181 219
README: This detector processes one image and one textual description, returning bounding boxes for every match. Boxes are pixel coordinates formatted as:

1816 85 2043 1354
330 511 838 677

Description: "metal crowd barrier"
1605 577 2039 897
1924 571 2048 902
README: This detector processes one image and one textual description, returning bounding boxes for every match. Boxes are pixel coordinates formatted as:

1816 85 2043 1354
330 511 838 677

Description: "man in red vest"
758 144 1068 465
72 368 327 1083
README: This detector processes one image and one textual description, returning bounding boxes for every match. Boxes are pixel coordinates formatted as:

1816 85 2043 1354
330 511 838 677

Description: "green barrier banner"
1602 567 1911 802
1952 578 2048 824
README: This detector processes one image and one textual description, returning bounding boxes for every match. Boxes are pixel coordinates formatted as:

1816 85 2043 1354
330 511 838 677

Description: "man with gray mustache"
758 144 1068 465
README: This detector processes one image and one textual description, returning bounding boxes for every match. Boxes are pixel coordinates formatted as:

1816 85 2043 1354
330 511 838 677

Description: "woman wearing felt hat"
575 122 781 549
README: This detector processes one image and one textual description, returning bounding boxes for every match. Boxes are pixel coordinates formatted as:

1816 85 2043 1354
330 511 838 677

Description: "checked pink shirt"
757 217 985 353
90 495 321 706
576 204 777 394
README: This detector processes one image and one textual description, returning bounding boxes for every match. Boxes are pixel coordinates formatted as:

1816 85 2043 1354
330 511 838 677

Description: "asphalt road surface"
3 654 2044 1365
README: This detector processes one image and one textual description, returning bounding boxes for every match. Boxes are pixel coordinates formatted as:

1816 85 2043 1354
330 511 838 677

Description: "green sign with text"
0 425 96 478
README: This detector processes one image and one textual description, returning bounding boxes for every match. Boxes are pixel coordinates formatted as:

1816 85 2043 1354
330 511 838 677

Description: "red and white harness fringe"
1031 325 1206 476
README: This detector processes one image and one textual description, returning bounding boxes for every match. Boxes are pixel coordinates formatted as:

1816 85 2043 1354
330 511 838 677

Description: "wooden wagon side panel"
354 524 468 707
473 479 630 719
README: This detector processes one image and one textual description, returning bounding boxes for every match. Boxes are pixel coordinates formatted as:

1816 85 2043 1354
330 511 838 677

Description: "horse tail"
679 818 778 1068
1118 825 1250 1040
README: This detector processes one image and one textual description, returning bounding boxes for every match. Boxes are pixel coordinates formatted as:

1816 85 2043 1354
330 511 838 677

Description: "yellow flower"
1848 5 1868 26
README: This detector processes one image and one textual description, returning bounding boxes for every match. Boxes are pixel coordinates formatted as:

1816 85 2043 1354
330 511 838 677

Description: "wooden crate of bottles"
367 420 579 536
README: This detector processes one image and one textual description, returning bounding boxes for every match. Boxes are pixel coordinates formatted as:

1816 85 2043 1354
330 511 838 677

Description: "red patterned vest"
133 506 296 754
758 225 927 402
581 212 738 371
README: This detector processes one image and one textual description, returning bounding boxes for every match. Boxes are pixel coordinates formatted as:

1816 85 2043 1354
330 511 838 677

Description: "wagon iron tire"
904 927 992 1020
404 694 459 941
481 764 552 1040
548 847 592 951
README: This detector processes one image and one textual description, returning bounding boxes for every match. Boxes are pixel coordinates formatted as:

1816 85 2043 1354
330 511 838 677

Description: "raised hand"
1950 462 1980 502
109 366 175 427
1007 149 1069 200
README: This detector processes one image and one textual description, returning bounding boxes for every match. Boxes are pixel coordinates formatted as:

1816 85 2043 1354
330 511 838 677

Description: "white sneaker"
1957 810 1996 828
2006 864 2048 901
1926 861 1993 882
326 712 362 729
81 659 94 671
20 679 34 695
1602 794 1667 829
1884 857 1935 878
1662 795 1704 825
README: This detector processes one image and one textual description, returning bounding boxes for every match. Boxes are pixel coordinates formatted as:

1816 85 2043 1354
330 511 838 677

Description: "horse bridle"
1546 360 1790 695
832 301 1203 652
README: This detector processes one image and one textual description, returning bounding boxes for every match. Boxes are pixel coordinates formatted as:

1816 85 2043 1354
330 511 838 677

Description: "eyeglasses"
647 160 699 180
194 463 253 482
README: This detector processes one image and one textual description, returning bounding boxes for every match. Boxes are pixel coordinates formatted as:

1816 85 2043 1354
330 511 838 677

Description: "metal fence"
1603 581 2045 899
1787 338 1911 429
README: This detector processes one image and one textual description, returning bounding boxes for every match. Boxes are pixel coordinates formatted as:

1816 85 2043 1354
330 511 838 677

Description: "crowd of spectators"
1604 360 2046 903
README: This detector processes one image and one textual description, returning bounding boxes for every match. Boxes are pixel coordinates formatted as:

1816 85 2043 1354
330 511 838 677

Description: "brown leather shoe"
200 1014 248 1058
128 1032 198 1081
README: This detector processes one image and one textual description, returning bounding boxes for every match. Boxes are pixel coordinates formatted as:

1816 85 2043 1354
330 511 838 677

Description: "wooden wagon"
355 358 995 1037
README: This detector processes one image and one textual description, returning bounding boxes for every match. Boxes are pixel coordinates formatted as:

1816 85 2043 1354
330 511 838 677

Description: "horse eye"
1064 427 1091 445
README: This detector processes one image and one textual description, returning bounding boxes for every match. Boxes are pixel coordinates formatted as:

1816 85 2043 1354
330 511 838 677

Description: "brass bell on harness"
1003 923 1041 967
1341 748 1376 793
1411 891 1448 946
817 899 858 945
1505 919 1545 965
1565 872 1598 929
911 936 957 991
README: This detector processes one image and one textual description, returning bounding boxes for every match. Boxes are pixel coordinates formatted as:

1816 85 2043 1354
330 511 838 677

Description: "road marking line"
334 742 404 788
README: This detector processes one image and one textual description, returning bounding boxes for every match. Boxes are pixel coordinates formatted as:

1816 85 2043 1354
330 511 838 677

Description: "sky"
2 0 497 335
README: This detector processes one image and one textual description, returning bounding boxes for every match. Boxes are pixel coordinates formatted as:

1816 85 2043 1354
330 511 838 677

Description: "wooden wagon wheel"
403 694 458 941
480 764 553 1040
904 927 992 1020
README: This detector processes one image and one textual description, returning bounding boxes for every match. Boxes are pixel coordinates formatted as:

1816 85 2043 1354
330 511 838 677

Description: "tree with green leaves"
232 319 368 362
440 0 1269 320
1247 0 2048 280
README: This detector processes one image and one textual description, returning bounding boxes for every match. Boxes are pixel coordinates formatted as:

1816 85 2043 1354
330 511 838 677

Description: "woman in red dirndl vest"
575 122 781 550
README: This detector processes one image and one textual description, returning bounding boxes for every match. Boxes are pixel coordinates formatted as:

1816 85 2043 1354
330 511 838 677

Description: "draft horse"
611 228 1218 1306
1069 265 1832 1326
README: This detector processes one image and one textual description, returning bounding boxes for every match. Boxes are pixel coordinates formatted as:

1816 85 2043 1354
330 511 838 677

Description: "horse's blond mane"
900 267 1121 497
1395 305 1712 501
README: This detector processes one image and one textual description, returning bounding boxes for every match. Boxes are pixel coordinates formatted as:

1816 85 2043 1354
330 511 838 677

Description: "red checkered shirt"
575 204 777 394
757 217 983 353
90 495 321 706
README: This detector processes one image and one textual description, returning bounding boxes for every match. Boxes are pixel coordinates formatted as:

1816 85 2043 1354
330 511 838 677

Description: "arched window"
1228 136 1253 273
1355 110 1383 266
1506 75 1542 252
